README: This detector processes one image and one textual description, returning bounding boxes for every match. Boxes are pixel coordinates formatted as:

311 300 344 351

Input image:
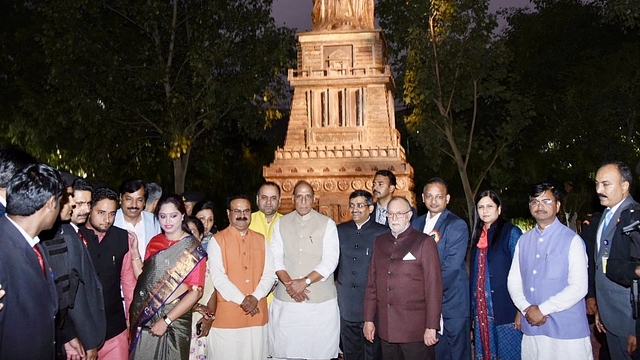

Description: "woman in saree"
129 195 210 360
470 190 523 360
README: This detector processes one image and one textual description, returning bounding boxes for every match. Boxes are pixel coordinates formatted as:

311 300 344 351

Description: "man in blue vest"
507 182 592 359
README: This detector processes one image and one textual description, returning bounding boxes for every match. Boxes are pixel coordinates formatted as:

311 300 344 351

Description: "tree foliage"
1 0 295 193
503 0 640 206
378 0 533 222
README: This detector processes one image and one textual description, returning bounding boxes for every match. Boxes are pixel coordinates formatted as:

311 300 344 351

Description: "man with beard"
79 187 139 360
40 175 106 360
0 164 64 359
363 197 443 360
114 179 161 259
268 181 341 359
337 190 388 360
412 177 470 360
507 183 592 359
207 194 276 359
249 182 283 243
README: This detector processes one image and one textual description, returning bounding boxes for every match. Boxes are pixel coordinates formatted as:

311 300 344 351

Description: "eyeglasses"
231 209 252 215
348 203 369 209
529 199 555 207
387 210 411 219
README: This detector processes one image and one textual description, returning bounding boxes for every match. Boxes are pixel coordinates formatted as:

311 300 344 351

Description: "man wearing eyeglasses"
412 177 471 360
363 196 443 359
507 182 592 359
269 180 340 360
206 194 276 359
337 190 388 360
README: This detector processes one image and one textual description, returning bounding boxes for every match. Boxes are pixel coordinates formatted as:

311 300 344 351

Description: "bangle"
132 257 141 261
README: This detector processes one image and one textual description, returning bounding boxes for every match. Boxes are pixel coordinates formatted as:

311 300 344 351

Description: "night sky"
272 0 533 31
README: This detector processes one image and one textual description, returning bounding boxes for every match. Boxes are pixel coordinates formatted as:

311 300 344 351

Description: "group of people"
0 144 639 360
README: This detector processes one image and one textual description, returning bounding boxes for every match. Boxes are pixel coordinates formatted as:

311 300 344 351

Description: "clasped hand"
524 305 548 326
284 279 309 302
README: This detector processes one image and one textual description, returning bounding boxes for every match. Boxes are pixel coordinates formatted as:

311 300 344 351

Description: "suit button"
387 304 391 307
387 287 391 291
355 244 359 248
353 257 357 261
390 256 394 260
387 271 392 275
352 285 356 288
352 271 356 275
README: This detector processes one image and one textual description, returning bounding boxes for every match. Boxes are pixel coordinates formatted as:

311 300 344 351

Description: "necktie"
33 245 45 275
77 229 89 247
601 208 613 240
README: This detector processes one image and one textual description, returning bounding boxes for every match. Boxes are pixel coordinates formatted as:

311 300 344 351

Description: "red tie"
33 245 45 275
77 229 89 247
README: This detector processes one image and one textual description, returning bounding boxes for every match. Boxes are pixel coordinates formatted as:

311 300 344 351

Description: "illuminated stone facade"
264 29 415 223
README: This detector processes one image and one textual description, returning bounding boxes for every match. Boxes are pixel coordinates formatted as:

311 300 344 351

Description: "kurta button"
390 256 394 260
351 271 356 275
355 244 358 248
530 287 535 291
387 287 391 291
352 285 356 288
536 254 540 258
245 279 250 283
387 304 391 307
387 271 392 275
533 270 537 274
353 257 357 261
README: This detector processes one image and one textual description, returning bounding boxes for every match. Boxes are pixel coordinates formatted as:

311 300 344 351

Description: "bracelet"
132 257 141 261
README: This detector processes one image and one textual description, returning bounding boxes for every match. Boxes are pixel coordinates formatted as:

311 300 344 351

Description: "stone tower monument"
263 0 415 223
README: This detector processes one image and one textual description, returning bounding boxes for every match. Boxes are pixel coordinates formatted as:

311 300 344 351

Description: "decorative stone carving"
312 0 375 31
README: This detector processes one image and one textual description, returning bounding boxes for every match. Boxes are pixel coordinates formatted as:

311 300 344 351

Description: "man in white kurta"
268 181 340 360
507 183 592 360
207 195 276 360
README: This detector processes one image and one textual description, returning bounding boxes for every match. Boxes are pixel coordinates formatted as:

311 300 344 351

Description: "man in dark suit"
40 178 106 360
363 196 443 360
338 190 388 360
587 161 637 359
412 177 471 360
0 163 65 359
0 146 38 217
371 170 417 227
79 187 135 360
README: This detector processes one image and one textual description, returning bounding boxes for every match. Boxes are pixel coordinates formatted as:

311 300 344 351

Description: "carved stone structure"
264 12 415 223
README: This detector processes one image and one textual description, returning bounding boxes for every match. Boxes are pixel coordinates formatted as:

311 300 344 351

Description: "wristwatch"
163 315 173 326
305 277 312 286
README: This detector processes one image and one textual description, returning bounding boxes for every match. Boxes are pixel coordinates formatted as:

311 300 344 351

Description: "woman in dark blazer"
470 190 523 360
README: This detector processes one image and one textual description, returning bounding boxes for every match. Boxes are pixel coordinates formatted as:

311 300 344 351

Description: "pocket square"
403 252 416 260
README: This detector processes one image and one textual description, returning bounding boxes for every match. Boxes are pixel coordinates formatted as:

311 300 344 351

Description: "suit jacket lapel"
433 209 450 231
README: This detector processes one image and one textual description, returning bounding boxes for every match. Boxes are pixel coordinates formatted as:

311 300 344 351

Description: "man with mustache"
206 194 276 359
507 182 592 359
114 179 161 259
585 162 637 359
79 187 139 360
337 190 388 360
70 178 93 230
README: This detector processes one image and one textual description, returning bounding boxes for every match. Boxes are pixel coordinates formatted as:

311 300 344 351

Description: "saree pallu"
129 236 207 360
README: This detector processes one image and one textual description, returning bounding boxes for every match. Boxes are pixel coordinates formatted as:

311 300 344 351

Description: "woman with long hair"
129 195 210 359
470 190 523 359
